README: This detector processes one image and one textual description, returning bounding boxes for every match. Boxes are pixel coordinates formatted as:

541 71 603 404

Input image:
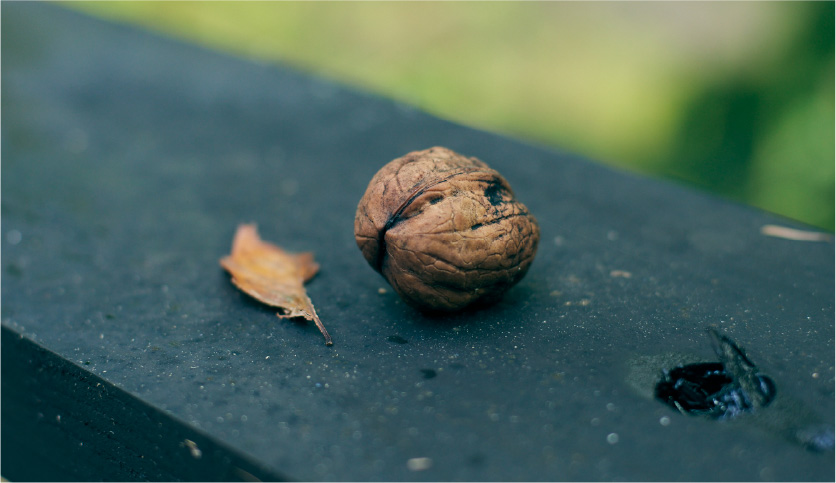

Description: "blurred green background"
66 1 834 230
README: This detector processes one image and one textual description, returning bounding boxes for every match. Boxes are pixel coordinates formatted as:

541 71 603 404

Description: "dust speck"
407 457 432 471
6 230 22 245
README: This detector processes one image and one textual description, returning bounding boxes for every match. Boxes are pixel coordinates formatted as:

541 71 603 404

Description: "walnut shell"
354 146 540 311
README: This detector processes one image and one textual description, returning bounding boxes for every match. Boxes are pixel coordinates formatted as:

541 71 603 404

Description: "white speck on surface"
378 287 387 294
407 457 433 471
606 433 619 444
280 179 299 197
64 128 89 153
760 224 831 242
660 416 671 426
6 230 22 245
590 418 601 426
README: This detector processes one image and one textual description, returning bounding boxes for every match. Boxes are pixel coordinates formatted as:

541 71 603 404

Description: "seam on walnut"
374 167 495 272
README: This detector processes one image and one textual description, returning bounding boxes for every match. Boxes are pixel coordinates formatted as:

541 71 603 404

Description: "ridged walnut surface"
354 146 540 311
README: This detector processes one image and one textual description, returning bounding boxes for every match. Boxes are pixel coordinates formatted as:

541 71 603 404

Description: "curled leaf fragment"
220 224 332 345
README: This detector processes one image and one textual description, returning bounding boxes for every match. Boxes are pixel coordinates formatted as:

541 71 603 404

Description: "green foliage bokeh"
67 1 834 230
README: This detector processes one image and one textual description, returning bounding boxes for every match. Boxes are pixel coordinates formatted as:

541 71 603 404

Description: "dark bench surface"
2 3 834 481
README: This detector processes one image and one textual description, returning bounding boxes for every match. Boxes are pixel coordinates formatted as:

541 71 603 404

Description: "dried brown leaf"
220 224 332 345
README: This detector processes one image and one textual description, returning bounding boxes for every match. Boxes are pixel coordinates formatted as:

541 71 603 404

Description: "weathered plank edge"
1 325 286 482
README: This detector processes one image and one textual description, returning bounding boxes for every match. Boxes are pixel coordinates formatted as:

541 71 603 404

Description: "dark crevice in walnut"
484 181 507 207
470 211 531 231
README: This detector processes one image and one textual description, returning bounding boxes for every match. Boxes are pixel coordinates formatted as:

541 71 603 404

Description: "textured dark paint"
2 3 834 481
1 326 286 482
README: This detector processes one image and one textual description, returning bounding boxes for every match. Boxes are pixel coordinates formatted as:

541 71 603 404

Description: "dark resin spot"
655 362 776 419
420 369 437 379
654 329 776 420
387 335 408 344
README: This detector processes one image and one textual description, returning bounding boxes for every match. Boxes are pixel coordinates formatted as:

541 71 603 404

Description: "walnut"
354 146 540 311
